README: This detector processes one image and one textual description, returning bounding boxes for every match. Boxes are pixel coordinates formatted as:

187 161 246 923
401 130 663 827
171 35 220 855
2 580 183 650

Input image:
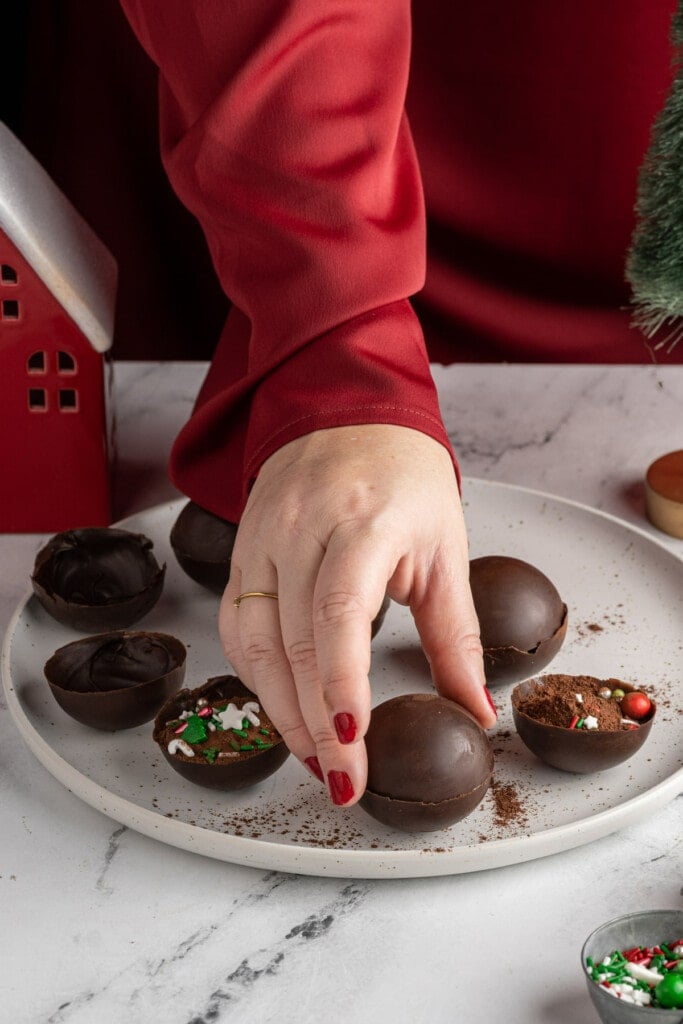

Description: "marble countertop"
1 362 681 1024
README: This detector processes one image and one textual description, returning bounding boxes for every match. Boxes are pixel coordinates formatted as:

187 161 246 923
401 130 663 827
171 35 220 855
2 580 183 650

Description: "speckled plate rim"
3 481 682 879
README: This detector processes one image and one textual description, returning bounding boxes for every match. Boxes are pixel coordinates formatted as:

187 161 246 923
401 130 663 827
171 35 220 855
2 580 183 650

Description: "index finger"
411 547 497 728
312 525 397 731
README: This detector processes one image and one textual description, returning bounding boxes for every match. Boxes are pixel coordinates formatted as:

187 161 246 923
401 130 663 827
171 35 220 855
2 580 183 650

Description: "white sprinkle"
621 718 639 727
576 693 584 704
673 944 683 956
242 701 261 725
179 710 190 720
168 738 194 757
215 700 261 731
625 963 663 985
602 956 612 966
583 715 599 729
598 687 612 699
196 698 209 708
207 721 216 732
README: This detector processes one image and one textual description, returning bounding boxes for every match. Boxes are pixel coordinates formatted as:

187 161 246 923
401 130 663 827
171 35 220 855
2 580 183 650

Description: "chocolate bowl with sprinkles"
153 675 289 790
512 674 656 773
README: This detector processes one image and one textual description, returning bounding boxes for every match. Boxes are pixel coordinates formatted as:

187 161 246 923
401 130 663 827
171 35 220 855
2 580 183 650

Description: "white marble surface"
1 362 681 1024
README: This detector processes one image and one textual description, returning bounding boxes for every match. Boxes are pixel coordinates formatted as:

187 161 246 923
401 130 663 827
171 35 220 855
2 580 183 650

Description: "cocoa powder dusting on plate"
490 777 529 829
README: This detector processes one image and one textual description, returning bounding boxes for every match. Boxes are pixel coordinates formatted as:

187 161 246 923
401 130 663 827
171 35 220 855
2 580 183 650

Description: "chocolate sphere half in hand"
359 693 494 832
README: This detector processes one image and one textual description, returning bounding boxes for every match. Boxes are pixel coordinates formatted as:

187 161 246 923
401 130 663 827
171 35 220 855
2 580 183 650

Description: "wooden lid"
645 450 683 539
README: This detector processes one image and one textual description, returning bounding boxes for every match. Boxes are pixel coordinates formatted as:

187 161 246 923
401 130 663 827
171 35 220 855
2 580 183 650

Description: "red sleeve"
120 0 456 521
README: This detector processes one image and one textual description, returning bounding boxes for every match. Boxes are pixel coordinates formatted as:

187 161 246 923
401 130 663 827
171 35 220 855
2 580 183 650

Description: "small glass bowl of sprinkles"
582 911 683 1022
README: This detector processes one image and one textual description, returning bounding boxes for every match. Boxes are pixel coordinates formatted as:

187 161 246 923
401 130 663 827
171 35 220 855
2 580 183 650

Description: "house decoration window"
27 351 46 374
28 388 47 411
57 350 77 373
1 264 17 284
58 388 78 412
2 299 19 319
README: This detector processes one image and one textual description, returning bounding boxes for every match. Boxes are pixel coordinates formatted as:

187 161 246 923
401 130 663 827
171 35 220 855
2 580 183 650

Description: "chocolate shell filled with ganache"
32 528 165 632
359 693 494 832
153 675 290 790
511 674 656 773
44 631 186 730
469 555 568 687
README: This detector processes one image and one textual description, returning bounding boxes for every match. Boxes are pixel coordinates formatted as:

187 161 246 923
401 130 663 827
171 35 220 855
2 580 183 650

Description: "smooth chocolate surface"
511 675 656 773
170 501 238 594
153 675 290 790
359 693 493 832
470 555 567 686
45 630 186 731
32 528 165 632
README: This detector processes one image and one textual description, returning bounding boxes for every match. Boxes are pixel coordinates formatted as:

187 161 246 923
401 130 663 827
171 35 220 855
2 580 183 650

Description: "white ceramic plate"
3 480 682 878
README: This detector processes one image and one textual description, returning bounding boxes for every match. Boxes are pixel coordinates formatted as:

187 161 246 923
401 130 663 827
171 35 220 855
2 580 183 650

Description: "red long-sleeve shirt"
117 1 677 520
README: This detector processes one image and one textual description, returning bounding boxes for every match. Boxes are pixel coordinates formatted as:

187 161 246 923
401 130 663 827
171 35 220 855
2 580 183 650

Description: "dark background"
1 1 228 360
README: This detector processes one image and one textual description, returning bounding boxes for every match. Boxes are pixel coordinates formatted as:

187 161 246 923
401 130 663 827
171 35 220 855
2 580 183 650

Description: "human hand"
219 424 496 807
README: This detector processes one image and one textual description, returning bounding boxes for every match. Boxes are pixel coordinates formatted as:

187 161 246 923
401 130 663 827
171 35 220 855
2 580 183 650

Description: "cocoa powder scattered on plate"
490 777 529 829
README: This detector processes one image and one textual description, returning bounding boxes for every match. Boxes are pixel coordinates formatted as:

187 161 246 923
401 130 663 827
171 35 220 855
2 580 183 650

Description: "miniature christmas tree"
627 4 683 353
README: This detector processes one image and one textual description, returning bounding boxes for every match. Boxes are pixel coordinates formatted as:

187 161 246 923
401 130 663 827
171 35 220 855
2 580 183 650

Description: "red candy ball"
620 691 652 720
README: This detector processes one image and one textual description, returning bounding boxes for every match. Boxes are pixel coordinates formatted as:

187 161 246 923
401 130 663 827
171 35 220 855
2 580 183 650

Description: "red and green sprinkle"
587 941 683 1008
165 698 277 762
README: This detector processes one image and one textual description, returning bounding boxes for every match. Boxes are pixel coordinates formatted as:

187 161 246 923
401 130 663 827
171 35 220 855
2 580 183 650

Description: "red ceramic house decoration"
0 122 117 533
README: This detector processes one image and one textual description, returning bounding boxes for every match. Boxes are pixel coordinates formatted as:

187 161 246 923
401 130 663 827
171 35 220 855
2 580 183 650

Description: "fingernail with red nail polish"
304 756 324 783
484 687 498 717
334 712 357 744
328 770 354 805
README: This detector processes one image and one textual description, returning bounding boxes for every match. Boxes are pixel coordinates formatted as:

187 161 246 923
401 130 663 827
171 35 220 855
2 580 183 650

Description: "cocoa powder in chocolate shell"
515 675 631 731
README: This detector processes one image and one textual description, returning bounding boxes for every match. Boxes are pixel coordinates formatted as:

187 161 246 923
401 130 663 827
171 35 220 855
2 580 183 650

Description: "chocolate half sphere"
32 528 165 632
359 693 494 832
153 675 290 790
170 501 238 594
511 675 656 773
44 631 186 730
470 555 568 686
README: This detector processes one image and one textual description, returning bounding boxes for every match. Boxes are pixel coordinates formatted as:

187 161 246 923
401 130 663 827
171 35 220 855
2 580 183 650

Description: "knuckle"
314 590 366 630
459 631 484 660
286 636 317 672
319 669 366 700
308 723 338 750
241 634 282 669
276 718 310 752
